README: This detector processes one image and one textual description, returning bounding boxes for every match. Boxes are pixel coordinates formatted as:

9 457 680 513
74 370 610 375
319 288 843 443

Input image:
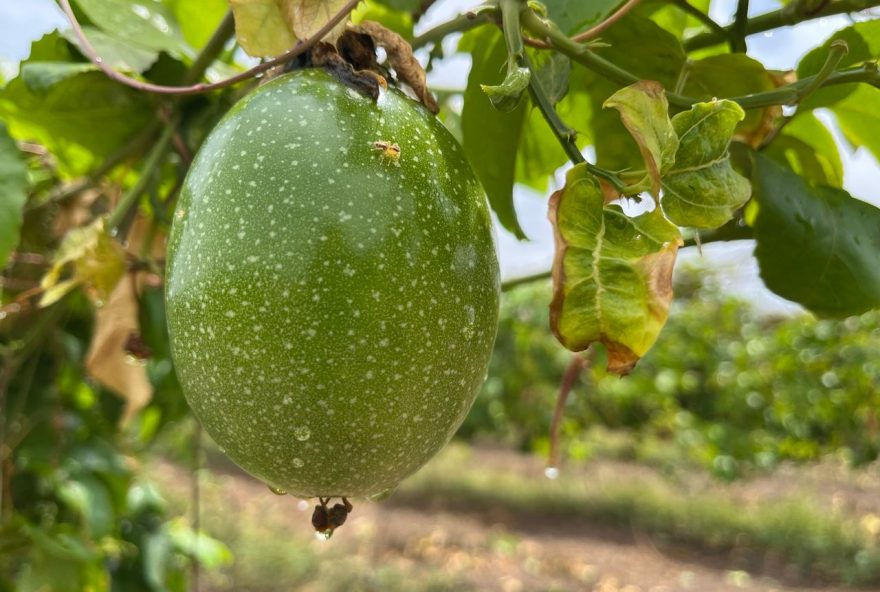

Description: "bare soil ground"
150 445 880 592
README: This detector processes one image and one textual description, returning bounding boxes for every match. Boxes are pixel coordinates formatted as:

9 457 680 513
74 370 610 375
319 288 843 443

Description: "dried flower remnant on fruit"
372 140 401 166
311 497 353 538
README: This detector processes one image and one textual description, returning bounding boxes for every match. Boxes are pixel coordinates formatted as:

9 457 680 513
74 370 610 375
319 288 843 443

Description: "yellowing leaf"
86 274 152 425
287 0 352 43
229 0 297 57
604 81 678 197
39 218 126 307
661 100 751 228
549 163 682 374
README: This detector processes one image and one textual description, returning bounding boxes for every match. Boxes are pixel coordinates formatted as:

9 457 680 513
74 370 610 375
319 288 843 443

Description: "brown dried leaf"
351 21 438 114
85 275 152 426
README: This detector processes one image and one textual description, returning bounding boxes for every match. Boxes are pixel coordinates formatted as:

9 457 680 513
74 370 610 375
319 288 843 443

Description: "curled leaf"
549 163 682 374
39 218 126 307
604 81 678 197
661 100 751 228
350 21 439 113
481 66 531 113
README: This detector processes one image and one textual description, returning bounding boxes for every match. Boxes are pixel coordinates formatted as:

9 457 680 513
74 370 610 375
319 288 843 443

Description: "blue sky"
1 0 877 312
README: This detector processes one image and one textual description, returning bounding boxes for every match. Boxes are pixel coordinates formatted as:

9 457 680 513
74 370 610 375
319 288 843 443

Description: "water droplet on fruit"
292 457 304 468
315 530 332 541
268 485 287 495
294 425 311 441
544 466 559 480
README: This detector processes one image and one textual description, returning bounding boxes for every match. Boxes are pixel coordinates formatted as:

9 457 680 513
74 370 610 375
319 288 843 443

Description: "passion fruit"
165 68 499 498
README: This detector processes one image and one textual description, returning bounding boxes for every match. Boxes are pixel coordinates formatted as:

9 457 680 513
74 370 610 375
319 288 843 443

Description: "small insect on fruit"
372 140 401 166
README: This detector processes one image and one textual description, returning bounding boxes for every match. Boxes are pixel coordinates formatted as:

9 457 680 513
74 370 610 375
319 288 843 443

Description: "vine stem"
523 0 643 49
58 0 360 95
732 0 751 52
670 0 729 39
547 352 591 474
684 0 880 51
107 122 177 234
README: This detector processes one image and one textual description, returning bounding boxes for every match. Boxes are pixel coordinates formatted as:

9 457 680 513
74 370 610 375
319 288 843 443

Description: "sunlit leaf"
604 81 678 196
0 67 151 176
164 0 229 49
461 27 527 238
229 0 297 57
543 0 623 35
0 122 28 268
63 26 160 73
20 62 97 92
661 100 751 228
549 163 682 374
753 154 880 317
74 0 191 59
764 111 843 187
831 85 880 165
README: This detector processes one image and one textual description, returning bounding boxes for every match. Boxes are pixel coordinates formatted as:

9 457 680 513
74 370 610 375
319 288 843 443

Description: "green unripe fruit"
166 69 500 498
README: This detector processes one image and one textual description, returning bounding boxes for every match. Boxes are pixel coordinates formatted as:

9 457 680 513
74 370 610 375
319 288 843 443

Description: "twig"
670 0 729 39
684 0 880 51
732 0 751 52
547 352 591 473
107 123 177 234
58 0 360 95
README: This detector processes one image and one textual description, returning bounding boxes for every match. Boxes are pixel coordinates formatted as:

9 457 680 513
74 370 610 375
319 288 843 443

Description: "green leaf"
352 0 414 39
167 519 233 569
543 0 623 35
56 475 114 538
764 111 843 187
164 0 229 49
549 163 682 374
533 52 571 106
20 62 98 92
752 154 880 317
604 81 679 196
461 28 527 238
638 0 711 38
831 84 880 165
0 122 28 268
63 27 160 73
0 70 151 176
681 53 774 138
74 0 191 59
661 100 751 228
482 66 531 113
797 20 880 108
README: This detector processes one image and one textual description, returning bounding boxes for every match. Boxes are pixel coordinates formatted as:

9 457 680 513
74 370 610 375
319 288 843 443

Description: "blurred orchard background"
3 0 880 591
